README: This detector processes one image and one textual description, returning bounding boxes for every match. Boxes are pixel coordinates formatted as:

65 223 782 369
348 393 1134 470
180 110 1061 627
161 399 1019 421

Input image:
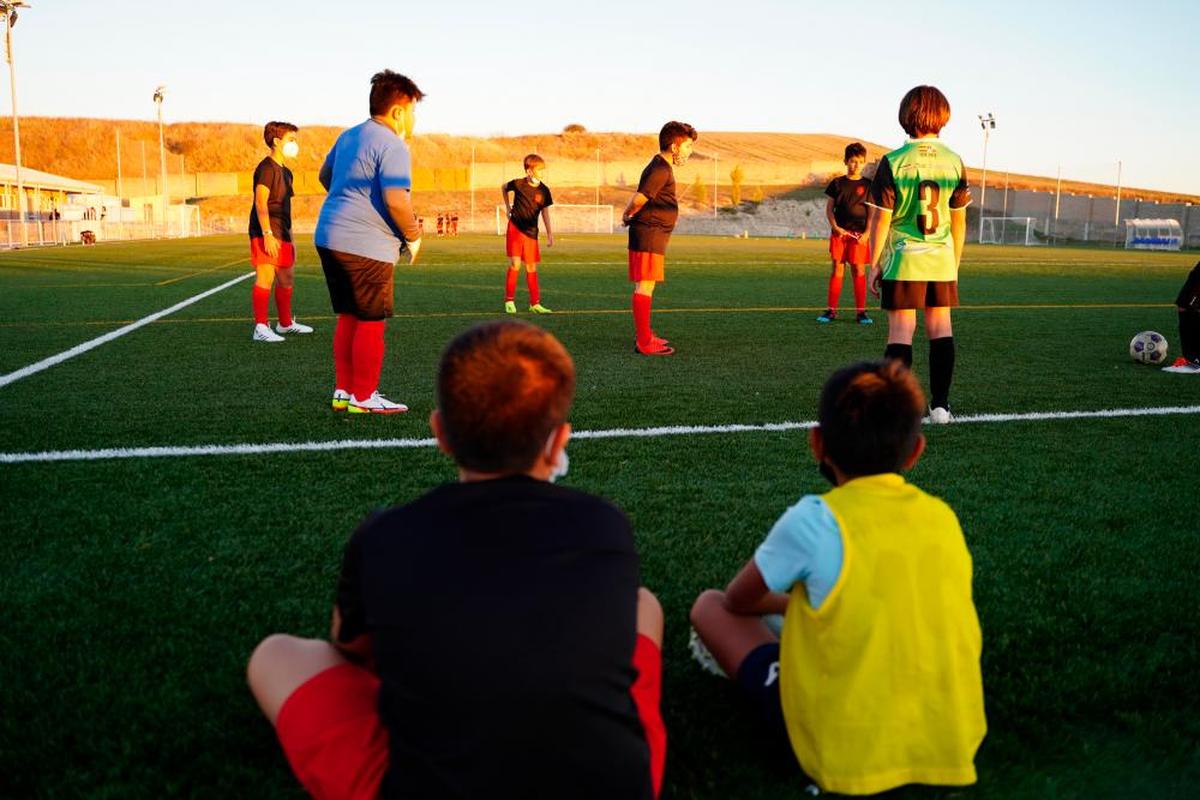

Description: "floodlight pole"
977 113 995 242
713 152 718 217
154 85 167 236
2 2 30 244
469 144 475 234
594 147 601 232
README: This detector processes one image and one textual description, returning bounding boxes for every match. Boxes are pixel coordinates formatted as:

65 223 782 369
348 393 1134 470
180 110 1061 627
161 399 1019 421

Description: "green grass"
1 234 1197 799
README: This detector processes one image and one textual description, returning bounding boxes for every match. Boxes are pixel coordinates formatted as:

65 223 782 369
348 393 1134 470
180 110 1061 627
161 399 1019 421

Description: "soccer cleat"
528 303 553 314
331 389 351 412
347 391 409 415
276 319 314 334
929 406 953 425
816 309 837 324
856 311 873 325
504 301 517 314
649 333 670 347
252 323 285 342
1162 357 1200 373
688 628 727 678
634 339 675 356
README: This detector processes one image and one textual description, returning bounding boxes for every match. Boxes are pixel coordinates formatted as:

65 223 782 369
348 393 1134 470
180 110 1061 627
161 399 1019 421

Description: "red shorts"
505 221 540 264
250 237 296 268
829 232 870 265
275 635 667 800
628 250 666 283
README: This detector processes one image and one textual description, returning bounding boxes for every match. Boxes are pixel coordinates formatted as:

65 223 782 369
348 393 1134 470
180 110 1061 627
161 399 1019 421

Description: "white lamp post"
977 113 995 242
2 2 30 243
153 85 167 235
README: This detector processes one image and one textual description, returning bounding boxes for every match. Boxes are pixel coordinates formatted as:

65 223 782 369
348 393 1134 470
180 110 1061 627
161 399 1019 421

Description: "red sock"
827 272 844 311
352 320 386 401
632 292 653 347
252 286 270 325
274 285 294 327
853 271 867 312
504 268 518 302
333 314 357 392
526 271 540 305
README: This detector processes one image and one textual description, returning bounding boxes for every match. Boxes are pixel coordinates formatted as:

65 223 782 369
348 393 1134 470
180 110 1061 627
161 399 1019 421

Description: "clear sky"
8 0 1199 193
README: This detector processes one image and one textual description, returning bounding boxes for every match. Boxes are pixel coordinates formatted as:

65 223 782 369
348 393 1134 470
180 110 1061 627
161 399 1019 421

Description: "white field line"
0 272 254 390
2 405 1198 465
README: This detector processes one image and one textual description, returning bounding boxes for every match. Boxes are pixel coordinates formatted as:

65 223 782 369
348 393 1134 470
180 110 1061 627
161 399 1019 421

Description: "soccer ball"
1129 331 1169 364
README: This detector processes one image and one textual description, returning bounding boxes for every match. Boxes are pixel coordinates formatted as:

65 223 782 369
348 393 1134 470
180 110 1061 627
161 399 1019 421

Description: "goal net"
496 204 614 235
980 217 1045 246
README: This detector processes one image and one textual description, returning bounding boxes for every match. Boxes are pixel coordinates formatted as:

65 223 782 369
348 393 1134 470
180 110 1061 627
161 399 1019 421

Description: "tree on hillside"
691 175 709 206
730 164 745 206
563 123 587 134
751 185 765 204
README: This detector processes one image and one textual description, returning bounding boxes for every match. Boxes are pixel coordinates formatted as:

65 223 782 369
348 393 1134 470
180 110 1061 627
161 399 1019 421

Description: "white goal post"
979 216 1045 246
496 204 614 235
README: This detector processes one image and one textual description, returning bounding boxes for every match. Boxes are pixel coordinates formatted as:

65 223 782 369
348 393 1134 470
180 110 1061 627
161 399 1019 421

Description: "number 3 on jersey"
917 180 940 235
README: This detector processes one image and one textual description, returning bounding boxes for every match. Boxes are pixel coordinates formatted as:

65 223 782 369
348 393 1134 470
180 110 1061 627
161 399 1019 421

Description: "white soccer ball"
1129 331 1169 364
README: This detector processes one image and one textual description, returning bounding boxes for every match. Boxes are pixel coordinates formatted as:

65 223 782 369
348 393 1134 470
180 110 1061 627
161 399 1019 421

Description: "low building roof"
0 163 102 193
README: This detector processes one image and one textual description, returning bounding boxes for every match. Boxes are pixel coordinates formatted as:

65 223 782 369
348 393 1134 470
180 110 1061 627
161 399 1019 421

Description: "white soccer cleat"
688 627 727 678
276 319 314 334
929 407 953 425
1162 357 1200 374
331 389 351 412
348 391 409 415
253 323 285 342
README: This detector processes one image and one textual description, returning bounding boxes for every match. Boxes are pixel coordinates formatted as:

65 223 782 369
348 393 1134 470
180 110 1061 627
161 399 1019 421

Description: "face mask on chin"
548 449 569 483
281 141 299 159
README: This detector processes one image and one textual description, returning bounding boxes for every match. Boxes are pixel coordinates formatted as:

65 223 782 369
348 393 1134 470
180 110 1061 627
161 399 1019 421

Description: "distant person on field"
250 121 313 343
622 121 698 356
867 85 970 423
248 320 668 800
501 154 555 314
1162 259 1200 373
819 143 873 325
315 70 424 414
689 360 986 796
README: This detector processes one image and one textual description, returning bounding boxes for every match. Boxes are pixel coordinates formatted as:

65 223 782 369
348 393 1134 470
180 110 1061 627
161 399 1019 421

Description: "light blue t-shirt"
315 120 413 264
753 495 844 610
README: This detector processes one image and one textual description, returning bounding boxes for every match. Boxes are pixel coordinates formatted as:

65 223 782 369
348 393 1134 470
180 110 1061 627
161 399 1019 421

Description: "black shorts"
317 246 394 321
1176 262 1200 310
881 279 959 310
736 642 788 742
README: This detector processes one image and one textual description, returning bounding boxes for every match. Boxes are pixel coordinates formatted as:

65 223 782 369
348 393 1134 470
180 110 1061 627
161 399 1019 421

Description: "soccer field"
1 233 1197 799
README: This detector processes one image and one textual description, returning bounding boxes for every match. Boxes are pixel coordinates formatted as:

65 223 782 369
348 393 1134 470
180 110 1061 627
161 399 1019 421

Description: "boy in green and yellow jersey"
689 360 986 795
867 85 971 423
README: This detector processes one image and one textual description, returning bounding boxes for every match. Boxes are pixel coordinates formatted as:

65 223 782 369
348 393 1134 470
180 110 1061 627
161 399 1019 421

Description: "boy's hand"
869 265 882 297
546 233 554 248
406 237 422 265
263 232 280 258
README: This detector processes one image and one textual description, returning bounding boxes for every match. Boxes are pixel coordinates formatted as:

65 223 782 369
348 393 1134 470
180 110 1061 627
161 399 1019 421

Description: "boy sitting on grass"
248 320 666 800
690 360 986 795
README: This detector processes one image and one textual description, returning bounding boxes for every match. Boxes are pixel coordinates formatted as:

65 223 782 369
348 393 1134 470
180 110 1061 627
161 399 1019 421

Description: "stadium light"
977 113 995 243
2 2 30 243
153 85 167 235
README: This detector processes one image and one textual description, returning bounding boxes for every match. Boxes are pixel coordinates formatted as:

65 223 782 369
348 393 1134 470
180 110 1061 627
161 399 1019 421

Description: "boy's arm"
825 196 842 236
950 207 967 268
501 183 513 217
622 192 649 226
541 206 553 246
254 183 280 258
383 187 423 264
331 606 375 668
318 149 334 191
725 560 790 616
867 207 892 296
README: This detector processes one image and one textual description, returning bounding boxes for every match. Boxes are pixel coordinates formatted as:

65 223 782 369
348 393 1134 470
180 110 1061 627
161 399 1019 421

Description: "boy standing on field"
689 360 986 795
622 121 698 357
867 85 970 423
819 142 873 325
502 154 555 314
1162 260 1200 373
249 121 314 342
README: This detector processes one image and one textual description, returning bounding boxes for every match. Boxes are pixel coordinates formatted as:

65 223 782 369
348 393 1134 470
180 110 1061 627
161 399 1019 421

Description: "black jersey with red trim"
628 154 677 255
505 177 553 239
824 176 872 234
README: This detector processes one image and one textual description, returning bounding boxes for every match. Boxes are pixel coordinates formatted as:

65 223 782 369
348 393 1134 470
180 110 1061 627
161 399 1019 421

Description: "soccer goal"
495 204 614 235
979 217 1045 246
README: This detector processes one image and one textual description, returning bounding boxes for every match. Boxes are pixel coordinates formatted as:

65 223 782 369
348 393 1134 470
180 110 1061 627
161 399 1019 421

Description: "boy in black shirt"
248 320 667 800
502 155 555 314
1163 260 1200 373
623 121 698 356
819 142 873 325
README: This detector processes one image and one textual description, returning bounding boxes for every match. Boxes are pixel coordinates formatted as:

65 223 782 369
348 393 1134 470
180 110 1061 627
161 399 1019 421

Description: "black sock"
929 336 955 409
884 343 913 368
1180 310 1200 362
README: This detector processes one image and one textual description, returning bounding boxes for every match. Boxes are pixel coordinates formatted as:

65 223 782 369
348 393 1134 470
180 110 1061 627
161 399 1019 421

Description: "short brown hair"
898 85 951 137
369 70 425 116
818 361 924 477
263 121 297 149
523 154 545 171
844 142 866 162
659 121 698 152
437 321 576 474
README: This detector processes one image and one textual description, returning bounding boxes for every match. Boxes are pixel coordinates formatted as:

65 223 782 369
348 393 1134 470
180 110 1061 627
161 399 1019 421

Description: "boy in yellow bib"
689 360 985 794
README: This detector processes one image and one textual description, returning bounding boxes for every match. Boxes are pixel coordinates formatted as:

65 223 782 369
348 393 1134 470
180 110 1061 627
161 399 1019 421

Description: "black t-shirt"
1177 261 1200 310
504 178 553 239
824 175 871 234
247 157 294 242
628 154 677 255
336 476 653 800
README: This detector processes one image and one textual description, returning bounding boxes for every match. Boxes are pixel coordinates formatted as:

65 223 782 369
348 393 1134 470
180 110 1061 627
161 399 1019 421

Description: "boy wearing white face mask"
249 121 312 342
248 320 668 800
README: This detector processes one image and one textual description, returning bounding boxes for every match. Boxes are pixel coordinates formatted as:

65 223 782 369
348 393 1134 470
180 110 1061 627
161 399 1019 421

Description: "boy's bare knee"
689 589 725 627
247 633 293 682
636 588 664 645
